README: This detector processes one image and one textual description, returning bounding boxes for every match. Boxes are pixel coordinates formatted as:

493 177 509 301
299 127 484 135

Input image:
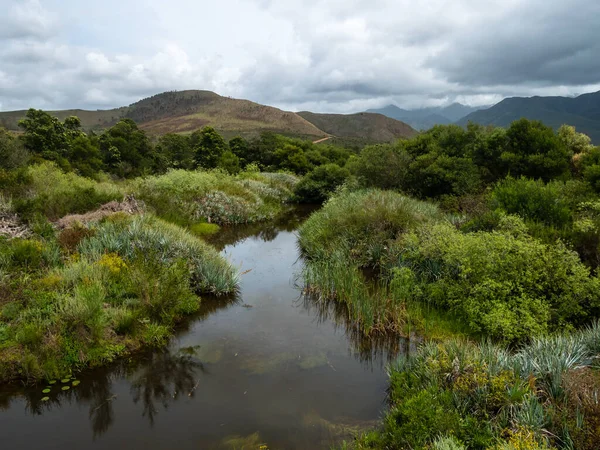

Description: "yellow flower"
98 253 128 274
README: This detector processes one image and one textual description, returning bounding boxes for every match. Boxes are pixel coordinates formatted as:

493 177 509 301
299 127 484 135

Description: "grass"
0 213 237 383
13 162 123 221
298 189 448 335
346 324 600 449
298 188 444 265
131 168 299 226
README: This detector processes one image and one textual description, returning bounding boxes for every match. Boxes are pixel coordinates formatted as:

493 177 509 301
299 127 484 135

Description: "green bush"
352 328 600 449
132 169 298 225
294 163 350 203
298 189 443 266
392 221 600 341
14 162 122 220
490 177 573 228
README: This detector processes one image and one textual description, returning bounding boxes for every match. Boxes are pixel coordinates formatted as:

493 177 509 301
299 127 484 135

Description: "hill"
0 90 327 141
457 91 600 143
367 103 484 130
297 111 417 145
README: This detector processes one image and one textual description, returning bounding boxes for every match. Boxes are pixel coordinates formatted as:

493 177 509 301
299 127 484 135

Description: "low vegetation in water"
0 214 237 382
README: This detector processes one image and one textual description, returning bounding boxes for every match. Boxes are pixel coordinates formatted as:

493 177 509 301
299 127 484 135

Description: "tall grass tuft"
78 214 238 294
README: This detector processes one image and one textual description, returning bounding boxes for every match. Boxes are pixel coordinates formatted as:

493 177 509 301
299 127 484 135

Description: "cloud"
0 0 599 113
0 0 59 39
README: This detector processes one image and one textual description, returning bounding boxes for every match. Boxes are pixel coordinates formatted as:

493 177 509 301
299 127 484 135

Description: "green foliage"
14 162 122 220
155 133 195 170
0 212 238 383
218 150 241 174
133 168 297 225
0 128 29 170
192 126 227 169
298 189 443 266
503 118 572 181
99 118 153 177
352 328 600 450
351 143 410 190
490 177 573 228
392 221 599 342
293 163 349 203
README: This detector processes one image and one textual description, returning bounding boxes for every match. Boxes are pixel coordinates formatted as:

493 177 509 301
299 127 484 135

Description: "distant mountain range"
457 91 600 143
0 90 416 144
367 103 486 130
368 91 600 144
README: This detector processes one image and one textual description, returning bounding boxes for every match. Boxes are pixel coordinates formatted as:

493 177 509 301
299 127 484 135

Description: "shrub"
298 189 443 266
132 169 297 225
77 214 238 294
392 222 600 341
15 162 122 220
294 164 350 203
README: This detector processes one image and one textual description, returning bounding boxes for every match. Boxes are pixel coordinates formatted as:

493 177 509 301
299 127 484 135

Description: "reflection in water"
129 349 205 427
297 291 410 368
207 205 317 250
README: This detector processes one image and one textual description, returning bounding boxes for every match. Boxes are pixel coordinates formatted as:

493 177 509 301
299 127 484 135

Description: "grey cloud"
429 0 600 87
0 0 599 114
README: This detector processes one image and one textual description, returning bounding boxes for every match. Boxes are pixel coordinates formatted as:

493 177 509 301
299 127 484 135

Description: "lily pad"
48 380 57 385
61 386 70 391
42 388 51 394
41 397 50 402
61 378 70 383
72 380 80 386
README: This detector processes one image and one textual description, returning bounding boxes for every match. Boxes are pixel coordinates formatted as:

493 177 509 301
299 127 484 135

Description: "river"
0 208 407 449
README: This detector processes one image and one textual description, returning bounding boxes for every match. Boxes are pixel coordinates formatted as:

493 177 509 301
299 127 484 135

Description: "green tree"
217 151 241 174
99 118 153 177
155 133 194 170
294 164 350 203
192 127 227 169
503 118 571 181
68 135 104 178
18 109 70 157
353 143 412 190
228 136 250 167
0 128 30 170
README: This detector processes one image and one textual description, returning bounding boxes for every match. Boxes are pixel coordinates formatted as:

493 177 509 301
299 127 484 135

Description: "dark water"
0 208 406 449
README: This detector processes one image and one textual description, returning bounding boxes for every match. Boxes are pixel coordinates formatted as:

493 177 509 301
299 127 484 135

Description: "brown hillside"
0 91 327 140
297 111 417 143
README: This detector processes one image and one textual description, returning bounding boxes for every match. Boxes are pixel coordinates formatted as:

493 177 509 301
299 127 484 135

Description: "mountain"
457 91 600 143
297 111 417 145
0 90 415 144
367 103 484 130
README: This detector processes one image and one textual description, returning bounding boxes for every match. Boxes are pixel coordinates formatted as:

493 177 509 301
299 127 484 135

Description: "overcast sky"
1 0 599 113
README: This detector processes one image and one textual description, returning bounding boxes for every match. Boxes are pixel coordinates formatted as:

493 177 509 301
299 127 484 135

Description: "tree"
18 109 71 158
502 119 571 181
68 135 104 178
218 151 241 174
228 136 250 167
352 144 412 190
156 134 194 170
294 164 350 203
98 118 153 177
192 127 227 169
0 128 29 170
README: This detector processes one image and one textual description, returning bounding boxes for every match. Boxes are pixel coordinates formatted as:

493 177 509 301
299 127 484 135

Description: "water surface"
0 209 406 449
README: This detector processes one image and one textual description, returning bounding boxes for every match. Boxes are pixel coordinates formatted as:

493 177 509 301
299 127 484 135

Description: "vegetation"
295 120 600 448
4 98 600 449
0 214 237 382
349 324 600 449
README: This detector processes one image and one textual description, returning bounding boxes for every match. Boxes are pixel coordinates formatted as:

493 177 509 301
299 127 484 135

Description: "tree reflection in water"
129 349 205 427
